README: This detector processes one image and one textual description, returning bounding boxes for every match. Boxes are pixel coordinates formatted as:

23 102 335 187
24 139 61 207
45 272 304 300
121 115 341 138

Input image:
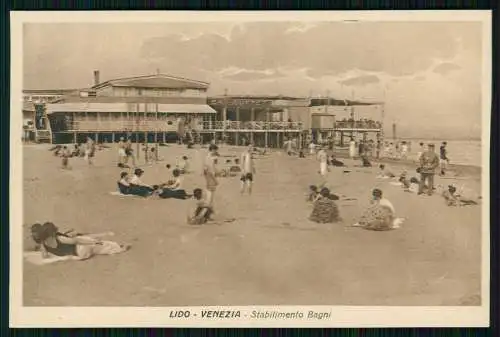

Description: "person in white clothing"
117 137 126 167
349 138 356 160
317 148 328 180
240 144 256 195
309 141 316 155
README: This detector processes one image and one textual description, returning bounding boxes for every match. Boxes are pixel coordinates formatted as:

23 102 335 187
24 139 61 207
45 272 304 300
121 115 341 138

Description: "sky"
23 21 485 139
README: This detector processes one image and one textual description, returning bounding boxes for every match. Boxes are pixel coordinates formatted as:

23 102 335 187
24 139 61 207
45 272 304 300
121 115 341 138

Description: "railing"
335 120 382 129
201 121 304 131
69 120 180 132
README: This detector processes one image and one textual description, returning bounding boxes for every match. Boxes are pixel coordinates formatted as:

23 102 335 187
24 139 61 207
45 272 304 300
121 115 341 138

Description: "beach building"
42 71 216 144
206 95 309 147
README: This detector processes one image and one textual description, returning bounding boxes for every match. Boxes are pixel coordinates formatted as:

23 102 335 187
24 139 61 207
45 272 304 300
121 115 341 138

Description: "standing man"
240 144 256 195
309 141 317 156
203 144 219 208
439 141 450 176
418 143 440 196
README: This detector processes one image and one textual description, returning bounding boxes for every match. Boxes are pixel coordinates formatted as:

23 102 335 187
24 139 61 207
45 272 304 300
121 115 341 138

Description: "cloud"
433 62 462 76
221 69 286 81
339 75 381 86
137 21 477 79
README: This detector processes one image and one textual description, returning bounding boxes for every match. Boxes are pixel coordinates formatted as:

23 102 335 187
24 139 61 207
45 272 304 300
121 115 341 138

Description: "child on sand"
240 144 256 195
307 185 320 202
61 146 71 169
187 188 214 225
158 169 189 199
377 164 395 178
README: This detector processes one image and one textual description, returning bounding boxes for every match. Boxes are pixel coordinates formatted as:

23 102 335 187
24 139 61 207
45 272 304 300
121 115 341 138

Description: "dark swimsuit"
42 234 78 257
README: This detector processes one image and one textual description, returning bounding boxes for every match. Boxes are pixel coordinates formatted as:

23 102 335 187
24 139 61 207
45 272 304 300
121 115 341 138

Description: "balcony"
69 120 179 132
201 121 304 131
335 120 382 130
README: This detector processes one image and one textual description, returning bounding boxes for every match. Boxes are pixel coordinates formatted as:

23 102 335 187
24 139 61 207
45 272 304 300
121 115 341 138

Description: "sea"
400 139 482 168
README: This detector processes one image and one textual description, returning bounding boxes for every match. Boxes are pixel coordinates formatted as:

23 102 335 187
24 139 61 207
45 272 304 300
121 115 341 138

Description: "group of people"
50 137 99 169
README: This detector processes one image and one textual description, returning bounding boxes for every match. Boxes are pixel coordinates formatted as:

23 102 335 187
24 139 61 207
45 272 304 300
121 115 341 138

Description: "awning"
46 102 216 114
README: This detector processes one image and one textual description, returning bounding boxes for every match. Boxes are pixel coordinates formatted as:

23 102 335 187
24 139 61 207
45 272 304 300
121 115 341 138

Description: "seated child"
187 188 213 225
378 164 395 178
307 185 319 202
361 155 372 167
299 150 306 158
230 158 242 174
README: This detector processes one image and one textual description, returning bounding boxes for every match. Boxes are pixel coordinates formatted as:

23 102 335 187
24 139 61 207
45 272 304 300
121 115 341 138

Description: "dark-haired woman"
32 222 130 260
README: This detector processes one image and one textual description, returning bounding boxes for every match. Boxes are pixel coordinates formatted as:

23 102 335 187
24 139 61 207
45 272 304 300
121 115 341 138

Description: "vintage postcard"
10 10 491 327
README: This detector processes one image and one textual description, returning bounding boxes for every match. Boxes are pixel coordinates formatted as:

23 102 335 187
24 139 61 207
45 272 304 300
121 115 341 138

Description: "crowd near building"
22 71 385 147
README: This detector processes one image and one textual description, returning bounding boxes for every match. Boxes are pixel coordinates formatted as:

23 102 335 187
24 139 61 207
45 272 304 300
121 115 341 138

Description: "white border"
10 10 492 327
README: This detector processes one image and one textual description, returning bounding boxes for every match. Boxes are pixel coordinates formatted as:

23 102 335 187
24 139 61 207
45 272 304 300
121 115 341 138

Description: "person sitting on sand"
377 164 395 178
307 185 320 202
309 187 341 224
32 222 130 260
328 155 345 167
442 185 478 207
187 188 214 225
117 172 131 195
177 156 190 174
71 144 80 157
352 189 404 231
128 168 155 197
158 169 189 200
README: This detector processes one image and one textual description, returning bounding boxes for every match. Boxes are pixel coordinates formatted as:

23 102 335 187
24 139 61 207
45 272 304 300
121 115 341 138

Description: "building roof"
46 102 216 114
23 89 80 95
310 98 383 106
92 74 210 90
51 95 207 105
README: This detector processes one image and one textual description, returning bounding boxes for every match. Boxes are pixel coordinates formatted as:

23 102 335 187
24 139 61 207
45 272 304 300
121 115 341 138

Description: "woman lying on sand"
31 222 130 260
441 185 479 207
309 187 341 224
352 189 404 231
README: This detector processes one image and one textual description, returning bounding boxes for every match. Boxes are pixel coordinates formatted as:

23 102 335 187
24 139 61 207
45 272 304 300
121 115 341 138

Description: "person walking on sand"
84 137 95 165
439 141 450 176
418 143 440 196
309 141 317 155
203 144 219 208
117 137 127 167
349 138 356 160
240 144 256 195
317 147 328 180
124 139 136 167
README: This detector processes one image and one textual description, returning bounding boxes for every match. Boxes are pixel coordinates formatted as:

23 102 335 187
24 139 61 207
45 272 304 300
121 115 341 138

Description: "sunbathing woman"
352 189 404 231
32 222 130 260
442 185 478 206
309 187 341 224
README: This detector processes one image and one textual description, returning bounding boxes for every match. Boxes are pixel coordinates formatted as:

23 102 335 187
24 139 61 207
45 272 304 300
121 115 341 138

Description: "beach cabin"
44 72 216 144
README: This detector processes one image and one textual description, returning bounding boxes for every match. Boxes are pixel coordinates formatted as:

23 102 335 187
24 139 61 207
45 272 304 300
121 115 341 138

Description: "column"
235 107 240 146
265 108 269 148
222 107 227 145
340 131 344 147
250 107 255 145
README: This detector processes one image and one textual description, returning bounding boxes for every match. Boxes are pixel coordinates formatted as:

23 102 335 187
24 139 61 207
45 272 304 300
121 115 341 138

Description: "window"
137 89 143 96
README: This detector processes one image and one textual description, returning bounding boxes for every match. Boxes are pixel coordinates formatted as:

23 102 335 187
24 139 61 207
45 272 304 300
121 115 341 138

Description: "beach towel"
109 191 137 197
24 251 80 265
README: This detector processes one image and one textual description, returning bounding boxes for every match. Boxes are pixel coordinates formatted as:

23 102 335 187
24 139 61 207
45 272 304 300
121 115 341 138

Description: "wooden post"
235 107 240 146
265 107 269 148
250 107 255 145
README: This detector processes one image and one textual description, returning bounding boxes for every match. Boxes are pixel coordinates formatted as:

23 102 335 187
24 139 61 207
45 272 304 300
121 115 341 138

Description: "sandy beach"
22 144 482 306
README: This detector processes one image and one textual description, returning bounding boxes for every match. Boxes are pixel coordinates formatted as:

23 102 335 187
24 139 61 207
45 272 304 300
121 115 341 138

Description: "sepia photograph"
10 11 491 327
